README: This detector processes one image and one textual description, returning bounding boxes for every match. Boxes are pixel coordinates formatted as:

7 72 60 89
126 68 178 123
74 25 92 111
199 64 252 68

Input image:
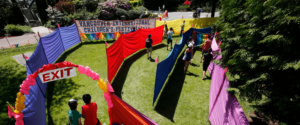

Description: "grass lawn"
0 37 255 125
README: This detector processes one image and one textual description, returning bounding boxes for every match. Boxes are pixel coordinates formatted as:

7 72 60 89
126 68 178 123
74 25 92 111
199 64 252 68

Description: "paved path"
0 27 51 48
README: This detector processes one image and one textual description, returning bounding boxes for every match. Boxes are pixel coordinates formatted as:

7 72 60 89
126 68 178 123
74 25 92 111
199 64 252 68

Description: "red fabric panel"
139 26 164 50
122 31 140 58
106 35 125 82
107 25 164 82
109 93 153 125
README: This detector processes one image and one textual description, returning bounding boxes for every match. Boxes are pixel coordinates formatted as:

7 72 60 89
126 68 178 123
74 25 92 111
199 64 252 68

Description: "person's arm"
81 107 85 118
78 118 82 125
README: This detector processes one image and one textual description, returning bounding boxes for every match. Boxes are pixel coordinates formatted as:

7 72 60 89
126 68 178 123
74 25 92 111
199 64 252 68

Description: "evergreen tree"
213 0 300 123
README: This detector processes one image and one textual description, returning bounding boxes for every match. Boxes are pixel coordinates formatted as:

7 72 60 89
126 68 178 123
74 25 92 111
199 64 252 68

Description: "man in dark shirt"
145 34 153 59
202 48 213 80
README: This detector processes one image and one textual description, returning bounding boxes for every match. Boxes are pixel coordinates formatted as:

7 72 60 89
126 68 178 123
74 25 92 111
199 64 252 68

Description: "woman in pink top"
200 40 212 63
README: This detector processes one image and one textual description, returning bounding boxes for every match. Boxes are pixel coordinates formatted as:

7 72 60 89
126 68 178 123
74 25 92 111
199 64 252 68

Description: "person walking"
81 94 102 125
166 27 174 50
183 44 194 74
180 20 185 37
145 34 153 59
68 99 82 125
202 48 213 79
197 8 202 18
200 39 212 63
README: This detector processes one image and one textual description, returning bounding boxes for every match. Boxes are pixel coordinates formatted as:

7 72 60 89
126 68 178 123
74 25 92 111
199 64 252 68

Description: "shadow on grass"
111 44 166 99
153 49 192 122
0 65 27 124
46 79 83 125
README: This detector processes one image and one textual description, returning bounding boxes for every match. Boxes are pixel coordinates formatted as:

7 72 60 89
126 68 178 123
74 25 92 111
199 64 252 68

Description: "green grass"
0 37 255 125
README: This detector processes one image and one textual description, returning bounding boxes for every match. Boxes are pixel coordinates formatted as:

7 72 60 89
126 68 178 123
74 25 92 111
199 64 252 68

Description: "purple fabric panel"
23 64 46 125
41 29 65 64
59 23 81 50
113 94 159 125
208 63 249 125
26 42 48 94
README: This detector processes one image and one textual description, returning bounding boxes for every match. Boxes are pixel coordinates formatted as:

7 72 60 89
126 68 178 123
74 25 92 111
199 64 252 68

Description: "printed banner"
76 19 156 34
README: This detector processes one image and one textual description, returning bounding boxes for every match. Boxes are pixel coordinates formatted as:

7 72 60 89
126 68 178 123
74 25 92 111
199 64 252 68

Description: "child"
180 20 185 36
202 48 213 79
145 34 153 59
183 44 194 74
166 27 174 50
68 99 82 125
81 94 102 125
200 39 212 63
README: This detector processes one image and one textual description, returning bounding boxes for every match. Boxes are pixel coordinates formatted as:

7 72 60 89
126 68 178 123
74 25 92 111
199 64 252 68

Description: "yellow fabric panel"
156 18 217 35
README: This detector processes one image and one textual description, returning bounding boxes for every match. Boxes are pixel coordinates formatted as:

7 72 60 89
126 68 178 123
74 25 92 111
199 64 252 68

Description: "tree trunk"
36 0 49 21
211 0 216 17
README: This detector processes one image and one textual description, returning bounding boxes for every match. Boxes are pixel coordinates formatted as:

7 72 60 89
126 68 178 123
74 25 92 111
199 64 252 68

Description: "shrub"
116 8 129 19
54 0 75 14
44 20 55 29
177 4 190 11
4 24 33 36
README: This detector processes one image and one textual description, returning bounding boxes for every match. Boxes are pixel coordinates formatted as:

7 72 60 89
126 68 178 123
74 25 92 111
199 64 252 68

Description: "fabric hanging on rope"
107 25 164 83
102 33 108 40
153 27 212 106
109 33 114 40
156 18 217 35
80 33 87 39
96 33 101 40
105 33 111 40
91 34 97 40
23 23 80 125
109 93 158 125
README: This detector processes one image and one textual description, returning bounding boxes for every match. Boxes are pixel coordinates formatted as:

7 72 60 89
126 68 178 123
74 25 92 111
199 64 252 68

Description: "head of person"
68 99 78 110
183 20 185 23
83 94 91 104
188 37 192 41
208 48 212 52
148 34 151 38
133 27 135 30
188 43 193 49
170 27 173 31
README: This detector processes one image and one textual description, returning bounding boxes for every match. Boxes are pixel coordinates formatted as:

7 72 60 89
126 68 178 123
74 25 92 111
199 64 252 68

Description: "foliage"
44 20 56 29
54 0 75 14
177 4 190 11
116 8 129 19
0 0 14 24
4 24 33 36
213 0 300 123
45 5 64 24
183 0 191 6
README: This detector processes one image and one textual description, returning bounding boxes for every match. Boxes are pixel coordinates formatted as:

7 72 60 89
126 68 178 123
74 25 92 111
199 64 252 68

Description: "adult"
166 27 174 50
197 8 202 18
183 44 194 74
180 20 185 37
130 27 136 33
202 48 213 79
68 99 82 125
145 34 153 59
81 94 102 125
200 39 212 63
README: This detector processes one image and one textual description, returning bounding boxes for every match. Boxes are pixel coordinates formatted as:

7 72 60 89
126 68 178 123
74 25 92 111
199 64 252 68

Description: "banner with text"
75 19 156 34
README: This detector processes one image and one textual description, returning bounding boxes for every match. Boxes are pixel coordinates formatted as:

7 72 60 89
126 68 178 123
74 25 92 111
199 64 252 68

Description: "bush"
116 8 129 19
177 4 190 11
54 0 75 14
4 24 33 36
44 20 56 29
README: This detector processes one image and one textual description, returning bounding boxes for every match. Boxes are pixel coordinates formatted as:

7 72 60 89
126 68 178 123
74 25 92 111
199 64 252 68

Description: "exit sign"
38 67 77 83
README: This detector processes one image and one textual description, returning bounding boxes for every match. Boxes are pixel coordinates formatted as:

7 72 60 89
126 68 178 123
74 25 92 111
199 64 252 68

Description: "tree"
0 0 14 24
213 0 300 123
36 0 48 21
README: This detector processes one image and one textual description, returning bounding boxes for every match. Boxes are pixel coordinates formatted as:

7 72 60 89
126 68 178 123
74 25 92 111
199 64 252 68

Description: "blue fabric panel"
91 34 97 40
23 65 46 125
59 23 81 50
41 29 65 64
153 29 193 105
195 33 202 46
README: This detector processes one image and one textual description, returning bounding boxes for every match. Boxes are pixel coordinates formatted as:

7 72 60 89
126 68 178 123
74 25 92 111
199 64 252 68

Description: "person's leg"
202 70 206 79
147 48 149 59
180 30 183 36
149 47 152 58
200 51 204 62
184 61 188 73
170 40 173 49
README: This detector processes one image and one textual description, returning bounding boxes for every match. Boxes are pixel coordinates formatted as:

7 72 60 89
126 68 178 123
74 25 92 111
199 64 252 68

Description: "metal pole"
5 34 11 48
